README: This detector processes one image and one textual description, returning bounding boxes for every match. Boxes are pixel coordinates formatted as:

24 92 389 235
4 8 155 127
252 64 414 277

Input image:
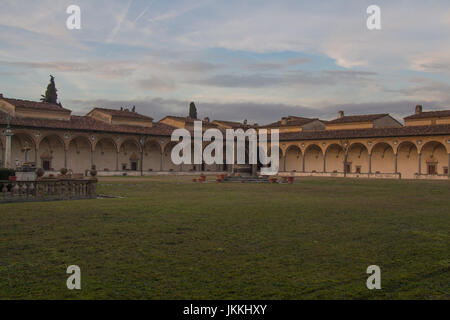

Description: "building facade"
1 94 449 180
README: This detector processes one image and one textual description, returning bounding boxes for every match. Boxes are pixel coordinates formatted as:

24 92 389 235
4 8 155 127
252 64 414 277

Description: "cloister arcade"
1 127 449 179
277 137 450 179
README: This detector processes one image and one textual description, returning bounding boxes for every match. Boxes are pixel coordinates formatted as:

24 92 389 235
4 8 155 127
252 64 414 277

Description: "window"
356 166 361 174
427 164 437 175
131 161 138 171
444 167 449 175
42 160 51 171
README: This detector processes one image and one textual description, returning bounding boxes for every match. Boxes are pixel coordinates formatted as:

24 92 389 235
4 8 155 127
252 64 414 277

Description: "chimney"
415 105 422 114
203 117 210 122
281 117 288 125
338 110 344 119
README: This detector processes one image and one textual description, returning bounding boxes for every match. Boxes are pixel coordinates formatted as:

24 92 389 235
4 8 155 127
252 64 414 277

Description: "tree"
41 75 58 104
189 102 197 119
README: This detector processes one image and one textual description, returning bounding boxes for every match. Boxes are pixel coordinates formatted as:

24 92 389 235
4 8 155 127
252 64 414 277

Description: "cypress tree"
189 102 197 119
41 75 58 104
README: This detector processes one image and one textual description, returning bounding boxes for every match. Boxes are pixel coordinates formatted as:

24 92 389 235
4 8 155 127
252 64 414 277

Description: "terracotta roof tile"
160 116 219 128
261 116 319 128
213 119 257 129
279 124 450 141
327 113 388 124
404 110 450 120
0 110 174 136
90 107 153 121
2 97 70 112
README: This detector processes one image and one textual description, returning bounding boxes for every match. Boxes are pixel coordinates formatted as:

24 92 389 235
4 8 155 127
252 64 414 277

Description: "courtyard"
0 176 448 299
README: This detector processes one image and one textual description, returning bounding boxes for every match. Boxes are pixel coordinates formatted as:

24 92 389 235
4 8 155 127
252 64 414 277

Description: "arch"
93 137 118 152
285 145 302 172
162 141 181 172
347 143 369 173
143 140 162 172
304 144 323 173
119 139 141 171
371 142 395 174
11 132 36 169
94 138 117 172
38 135 65 171
67 136 92 173
118 138 142 153
420 141 447 175
397 141 419 179
324 144 344 173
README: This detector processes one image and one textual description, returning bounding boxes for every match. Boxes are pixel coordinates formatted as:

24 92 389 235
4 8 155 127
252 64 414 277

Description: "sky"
0 0 449 124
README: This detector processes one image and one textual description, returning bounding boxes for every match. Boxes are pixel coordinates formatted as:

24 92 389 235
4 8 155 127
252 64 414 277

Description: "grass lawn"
0 176 449 299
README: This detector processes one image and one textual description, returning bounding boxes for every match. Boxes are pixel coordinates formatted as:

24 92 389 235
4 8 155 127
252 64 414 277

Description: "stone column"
34 148 38 166
343 151 348 177
448 153 450 177
5 126 12 168
418 153 422 176
64 149 67 168
116 151 119 171
323 155 326 173
90 150 94 168
368 153 372 174
140 151 144 176
1 147 4 167
160 152 163 172
302 155 305 172
394 152 398 174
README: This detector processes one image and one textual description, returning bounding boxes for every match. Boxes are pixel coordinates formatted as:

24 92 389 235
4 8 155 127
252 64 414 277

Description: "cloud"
198 69 377 88
0 60 137 79
137 77 177 92
107 0 134 43
0 0 449 117
169 60 221 72
65 96 449 127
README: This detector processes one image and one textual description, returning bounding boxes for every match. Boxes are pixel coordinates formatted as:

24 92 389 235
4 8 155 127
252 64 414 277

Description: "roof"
327 113 389 124
212 119 257 129
1 97 71 112
160 116 219 128
404 110 450 120
279 124 450 141
261 116 319 128
89 107 153 121
2 108 450 140
0 110 174 136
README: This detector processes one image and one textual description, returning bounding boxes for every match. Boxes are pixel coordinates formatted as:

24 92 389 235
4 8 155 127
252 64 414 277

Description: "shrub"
0 168 15 181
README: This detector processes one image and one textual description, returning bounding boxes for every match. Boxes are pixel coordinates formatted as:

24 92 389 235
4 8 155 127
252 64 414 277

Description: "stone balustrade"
0 178 98 203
